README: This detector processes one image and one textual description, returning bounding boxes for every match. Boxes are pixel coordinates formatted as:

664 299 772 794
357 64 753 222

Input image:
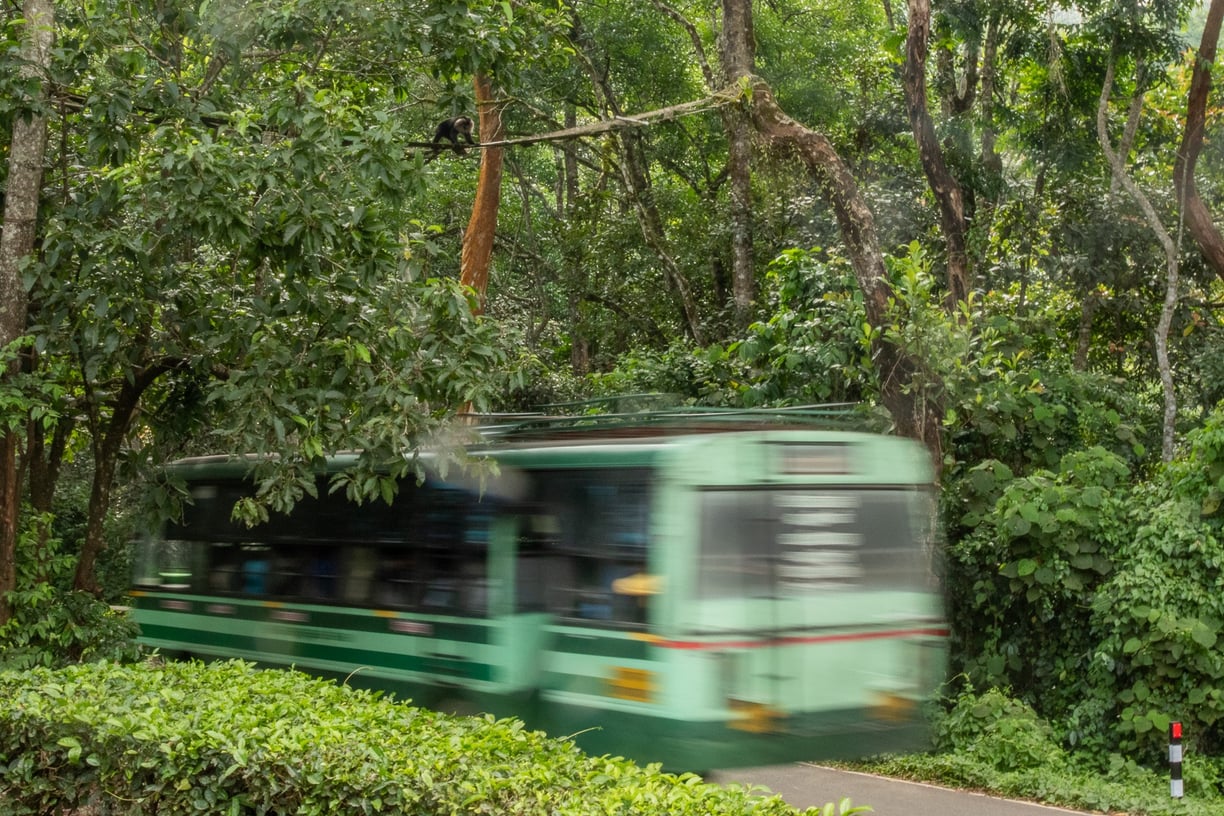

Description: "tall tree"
461 73 506 313
652 0 757 328
3 0 561 596
720 0 945 472
0 0 55 624
570 9 706 345
1098 54 1179 461
904 0 972 305
1175 0 1224 281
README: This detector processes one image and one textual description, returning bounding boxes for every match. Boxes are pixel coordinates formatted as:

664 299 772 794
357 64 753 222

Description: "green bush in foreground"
0 659 828 816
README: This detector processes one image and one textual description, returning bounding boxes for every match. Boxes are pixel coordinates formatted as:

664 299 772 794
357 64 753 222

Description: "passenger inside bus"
242 550 270 595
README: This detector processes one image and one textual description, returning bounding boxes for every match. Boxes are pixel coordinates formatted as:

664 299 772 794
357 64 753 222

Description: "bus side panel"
130 594 553 697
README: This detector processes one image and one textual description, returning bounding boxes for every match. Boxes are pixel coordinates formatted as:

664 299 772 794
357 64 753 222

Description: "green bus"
130 415 946 769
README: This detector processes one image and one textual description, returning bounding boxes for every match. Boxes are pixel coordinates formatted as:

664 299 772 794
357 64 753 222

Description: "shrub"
0 659 813 816
934 687 1065 772
943 447 1130 719
1087 412 1224 759
0 589 140 671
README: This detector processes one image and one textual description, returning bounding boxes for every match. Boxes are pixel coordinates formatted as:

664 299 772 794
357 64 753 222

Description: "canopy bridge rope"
402 85 740 151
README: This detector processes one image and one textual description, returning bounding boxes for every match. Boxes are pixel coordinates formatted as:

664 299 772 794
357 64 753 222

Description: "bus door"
525 470 658 747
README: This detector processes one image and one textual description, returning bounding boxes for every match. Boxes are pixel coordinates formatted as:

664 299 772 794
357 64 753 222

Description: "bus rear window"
696 488 934 598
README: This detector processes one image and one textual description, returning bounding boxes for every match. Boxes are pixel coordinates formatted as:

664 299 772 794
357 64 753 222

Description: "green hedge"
0 659 814 815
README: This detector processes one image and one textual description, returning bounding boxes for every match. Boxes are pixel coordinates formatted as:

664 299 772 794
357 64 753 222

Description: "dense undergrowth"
0 659 841 816
853 686 1224 815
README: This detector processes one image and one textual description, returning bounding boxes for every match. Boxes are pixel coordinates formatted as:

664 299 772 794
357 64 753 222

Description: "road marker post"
1170 721 1183 799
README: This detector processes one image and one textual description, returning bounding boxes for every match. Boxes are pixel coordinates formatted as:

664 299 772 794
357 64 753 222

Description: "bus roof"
165 410 931 484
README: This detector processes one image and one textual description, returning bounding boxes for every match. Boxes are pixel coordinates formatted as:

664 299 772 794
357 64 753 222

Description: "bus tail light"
607 667 655 702
727 699 783 733
869 691 916 722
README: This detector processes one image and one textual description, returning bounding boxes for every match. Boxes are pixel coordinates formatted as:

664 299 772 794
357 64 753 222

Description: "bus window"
142 538 201 591
373 550 421 608
342 547 377 604
239 544 271 595
525 469 653 627
207 542 243 592
268 552 304 597
696 491 774 598
697 488 934 597
304 548 340 600
514 510 563 613
419 555 489 615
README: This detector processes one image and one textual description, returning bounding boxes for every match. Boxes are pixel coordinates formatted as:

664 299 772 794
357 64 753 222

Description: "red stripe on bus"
655 627 949 651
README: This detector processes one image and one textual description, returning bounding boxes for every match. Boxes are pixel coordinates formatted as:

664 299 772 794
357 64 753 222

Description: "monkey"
426 116 477 162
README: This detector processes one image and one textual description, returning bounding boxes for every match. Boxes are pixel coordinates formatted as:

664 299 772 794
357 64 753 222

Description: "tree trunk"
26 399 71 585
979 16 1002 176
718 0 756 328
1111 61 1147 198
1098 55 1178 461
1175 0 1224 282
74 361 171 593
0 0 55 625
562 104 591 375
460 73 505 313
725 110 754 326
615 130 706 344
0 433 18 623
744 82 943 469
75 442 118 595
1072 292 1099 372
903 0 971 306
659 0 757 329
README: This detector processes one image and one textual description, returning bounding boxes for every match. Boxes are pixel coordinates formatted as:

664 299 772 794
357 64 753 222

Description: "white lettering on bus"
270 609 310 623
778 532 863 548
779 550 864 582
781 511 857 527
389 620 434 636
774 494 859 509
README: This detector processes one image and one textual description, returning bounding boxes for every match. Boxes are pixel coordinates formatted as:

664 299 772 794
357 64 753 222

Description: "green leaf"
1006 516 1032 537
1055 507 1079 523
1191 621 1217 649
58 735 82 762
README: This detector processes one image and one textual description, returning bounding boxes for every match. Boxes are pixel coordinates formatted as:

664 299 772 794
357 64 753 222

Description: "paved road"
708 764 1097 815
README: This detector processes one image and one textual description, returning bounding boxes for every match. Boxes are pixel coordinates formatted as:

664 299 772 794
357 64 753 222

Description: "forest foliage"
2 0 1224 802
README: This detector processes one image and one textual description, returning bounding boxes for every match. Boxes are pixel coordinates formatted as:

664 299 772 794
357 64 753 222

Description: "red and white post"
1170 721 1183 799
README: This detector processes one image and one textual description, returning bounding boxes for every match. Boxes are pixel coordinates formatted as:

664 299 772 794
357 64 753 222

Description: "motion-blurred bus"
130 410 946 769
